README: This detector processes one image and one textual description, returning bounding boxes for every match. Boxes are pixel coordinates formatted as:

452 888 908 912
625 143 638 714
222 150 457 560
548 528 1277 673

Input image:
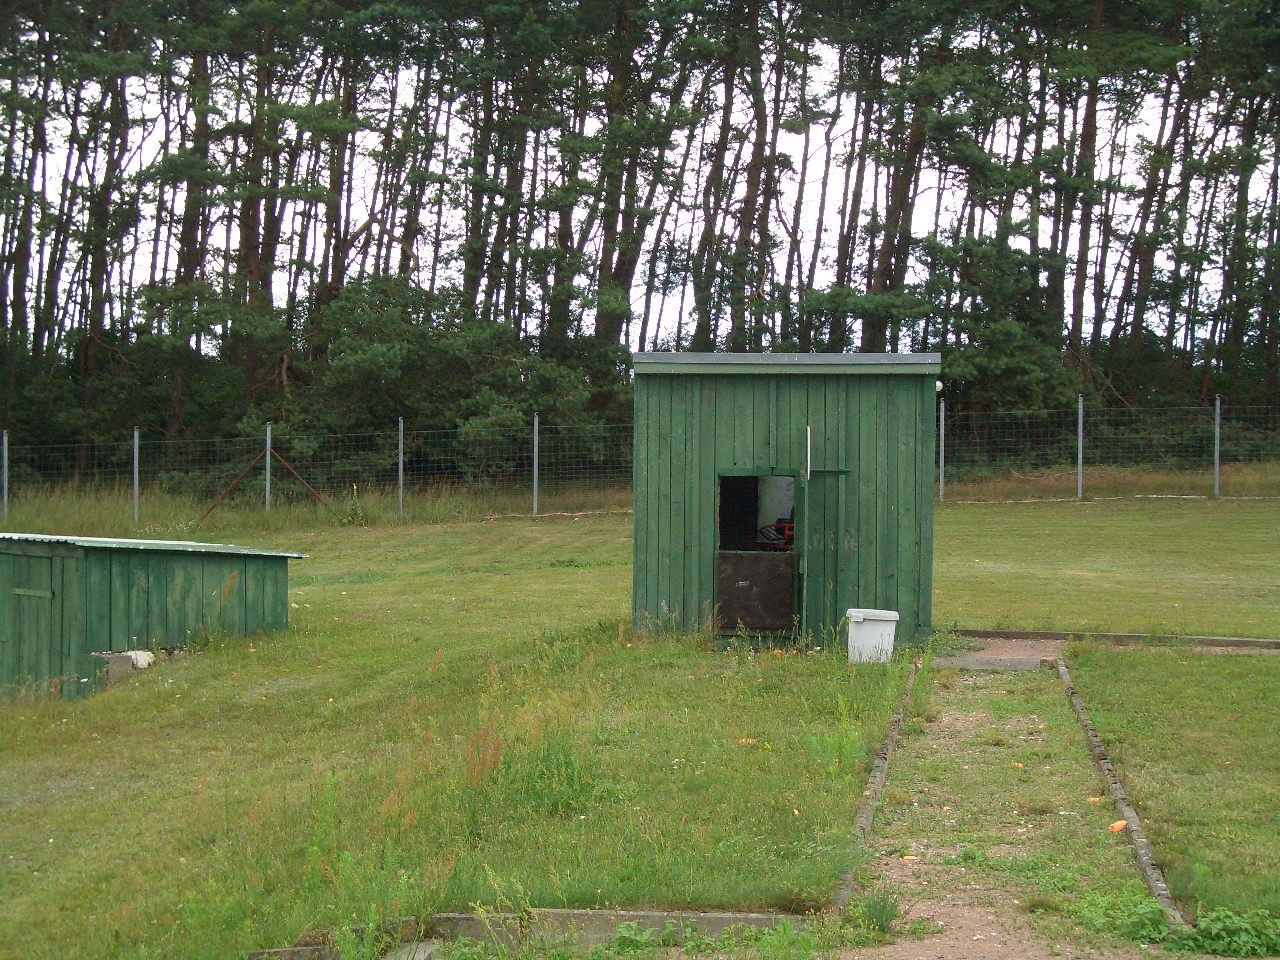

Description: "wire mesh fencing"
940 401 1280 501
0 404 1276 529
0 421 635 530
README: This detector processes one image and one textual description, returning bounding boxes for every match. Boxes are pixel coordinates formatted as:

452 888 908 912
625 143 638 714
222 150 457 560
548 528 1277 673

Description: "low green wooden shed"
632 352 940 644
0 534 303 696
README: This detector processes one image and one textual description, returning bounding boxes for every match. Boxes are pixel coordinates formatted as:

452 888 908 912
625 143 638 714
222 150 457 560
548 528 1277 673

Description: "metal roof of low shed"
0 533 305 559
633 352 941 375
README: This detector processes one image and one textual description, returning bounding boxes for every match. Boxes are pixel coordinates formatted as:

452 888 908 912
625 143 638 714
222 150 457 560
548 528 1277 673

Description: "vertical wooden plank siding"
918 378 937 636
696 377 717 625
631 376 649 625
1 541 297 696
108 552 130 650
128 552 150 647
633 362 936 643
654 376 672 625
85 553 110 653
669 376 689 626
60 556 88 693
856 377 879 617
0 555 13 686
260 558 288 630
277 560 290 629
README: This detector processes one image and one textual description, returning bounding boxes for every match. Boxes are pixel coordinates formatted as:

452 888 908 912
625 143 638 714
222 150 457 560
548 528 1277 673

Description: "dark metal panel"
715 551 796 633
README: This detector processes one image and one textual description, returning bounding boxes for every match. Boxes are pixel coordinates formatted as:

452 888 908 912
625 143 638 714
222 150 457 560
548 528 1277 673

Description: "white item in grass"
847 608 898 663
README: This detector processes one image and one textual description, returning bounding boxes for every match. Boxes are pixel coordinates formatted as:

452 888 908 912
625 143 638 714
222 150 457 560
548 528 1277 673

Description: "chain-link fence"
0 403 1277 529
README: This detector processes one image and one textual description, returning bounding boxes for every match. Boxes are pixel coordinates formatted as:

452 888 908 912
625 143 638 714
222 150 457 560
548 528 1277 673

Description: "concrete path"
934 636 1064 673
839 656 1153 960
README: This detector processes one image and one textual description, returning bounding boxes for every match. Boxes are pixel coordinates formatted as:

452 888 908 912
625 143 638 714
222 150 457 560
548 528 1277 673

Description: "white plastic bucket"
846 608 899 663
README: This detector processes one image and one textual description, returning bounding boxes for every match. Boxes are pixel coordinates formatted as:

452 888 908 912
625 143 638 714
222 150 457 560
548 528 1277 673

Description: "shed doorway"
715 475 798 633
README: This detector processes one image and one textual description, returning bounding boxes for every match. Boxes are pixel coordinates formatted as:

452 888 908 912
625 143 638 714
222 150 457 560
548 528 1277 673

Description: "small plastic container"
846 608 899 663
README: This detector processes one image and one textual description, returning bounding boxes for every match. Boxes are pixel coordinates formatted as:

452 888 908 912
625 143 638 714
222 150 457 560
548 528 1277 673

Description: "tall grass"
944 461 1280 501
5 461 1278 543
0 482 632 539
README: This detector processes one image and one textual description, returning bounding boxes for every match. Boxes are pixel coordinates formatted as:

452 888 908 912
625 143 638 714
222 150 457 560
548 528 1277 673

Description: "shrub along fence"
0 403 1277 527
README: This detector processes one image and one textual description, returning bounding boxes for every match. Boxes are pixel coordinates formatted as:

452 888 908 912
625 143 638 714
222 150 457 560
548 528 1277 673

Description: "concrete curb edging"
831 658 922 914
955 628 1280 651
246 909 801 959
1054 660 1189 930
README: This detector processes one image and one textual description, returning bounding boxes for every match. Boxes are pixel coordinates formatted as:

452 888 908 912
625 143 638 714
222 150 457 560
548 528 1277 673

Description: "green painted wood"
0 557 12 688
243 558 263 633
631 376 649 625
917 378 937 637
145 554 166 647
11 555 54 689
62 556 90 696
128 553 150 648
0 539 80 559
109 552 130 651
245 558 262 632
85 553 110 656
697 377 717 625
0 533 302 558
166 556 193 642
0 539 297 696
670 377 689 627
274 560 289 629
633 355 937 644
258 558 288 631
660 371 680 627
648 375 662 627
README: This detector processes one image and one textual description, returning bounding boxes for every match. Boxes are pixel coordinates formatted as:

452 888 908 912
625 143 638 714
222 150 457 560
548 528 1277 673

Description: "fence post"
2 430 7 524
532 412 540 517
132 427 140 527
264 422 272 512
397 416 405 524
938 397 946 502
1213 394 1221 498
1076 394 1084 500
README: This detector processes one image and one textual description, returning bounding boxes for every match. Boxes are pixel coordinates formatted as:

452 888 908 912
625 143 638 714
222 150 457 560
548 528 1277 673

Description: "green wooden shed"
632 352 941 645
0 534 303 697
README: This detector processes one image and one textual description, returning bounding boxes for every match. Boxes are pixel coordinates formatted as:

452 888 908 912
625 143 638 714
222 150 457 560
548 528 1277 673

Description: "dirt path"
838 665 1159 960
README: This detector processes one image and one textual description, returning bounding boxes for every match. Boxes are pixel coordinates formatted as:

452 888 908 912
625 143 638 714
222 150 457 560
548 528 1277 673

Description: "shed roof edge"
633 352 940 374
0 532 305 559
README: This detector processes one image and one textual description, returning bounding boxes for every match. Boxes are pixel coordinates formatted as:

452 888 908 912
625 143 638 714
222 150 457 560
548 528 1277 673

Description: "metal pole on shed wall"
1213 394 1221 498
532 412 540 517
2 430 7 524
132 427 140 527
938 398 946 502
397 416 405 524
1076 394 1084 500
265 422 272 512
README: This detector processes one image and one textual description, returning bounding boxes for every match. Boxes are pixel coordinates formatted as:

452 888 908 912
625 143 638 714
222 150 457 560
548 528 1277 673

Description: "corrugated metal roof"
0 532 305 559
634 352 941 375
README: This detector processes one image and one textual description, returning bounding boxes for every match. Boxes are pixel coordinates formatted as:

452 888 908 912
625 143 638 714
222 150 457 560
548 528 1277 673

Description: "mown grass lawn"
1 496 1277 958
0 515 908 960
934 498 1280 638
1066 643 1280 918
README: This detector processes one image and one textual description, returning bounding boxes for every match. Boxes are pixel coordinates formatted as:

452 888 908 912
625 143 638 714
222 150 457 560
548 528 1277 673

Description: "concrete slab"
386 942 439 960
934 654 1055 672
245 948 332 960
954 628 1280 651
